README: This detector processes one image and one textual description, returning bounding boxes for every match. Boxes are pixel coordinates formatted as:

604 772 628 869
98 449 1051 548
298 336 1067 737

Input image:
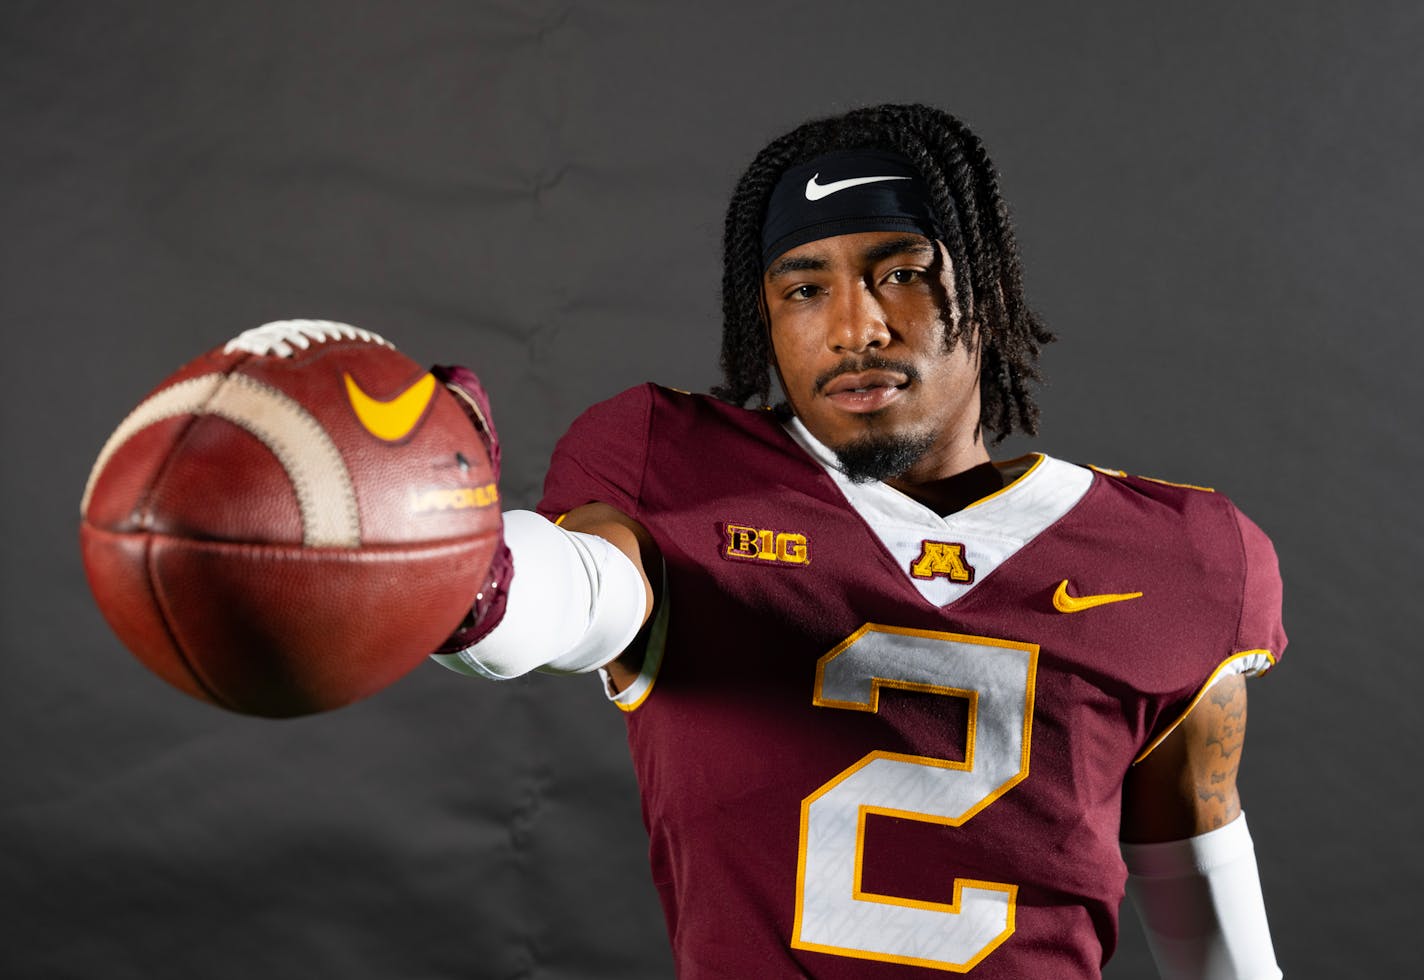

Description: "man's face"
763 230 983 484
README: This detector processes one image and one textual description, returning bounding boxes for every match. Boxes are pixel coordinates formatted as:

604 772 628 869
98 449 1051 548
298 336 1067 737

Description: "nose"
826 281 891 354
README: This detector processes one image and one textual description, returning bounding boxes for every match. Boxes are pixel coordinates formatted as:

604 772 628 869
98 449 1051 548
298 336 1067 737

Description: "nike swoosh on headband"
804 173 911 201
344 371 438 441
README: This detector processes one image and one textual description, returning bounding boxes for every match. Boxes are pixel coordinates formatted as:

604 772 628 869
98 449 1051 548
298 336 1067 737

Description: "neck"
885 430 997 516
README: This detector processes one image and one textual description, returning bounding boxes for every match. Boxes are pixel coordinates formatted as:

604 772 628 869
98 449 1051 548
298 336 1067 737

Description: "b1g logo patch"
722 523 810 566
909 540 975 583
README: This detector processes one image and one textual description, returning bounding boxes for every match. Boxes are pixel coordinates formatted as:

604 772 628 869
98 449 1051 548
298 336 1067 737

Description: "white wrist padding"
430 510 647 680
1122 812 1282 980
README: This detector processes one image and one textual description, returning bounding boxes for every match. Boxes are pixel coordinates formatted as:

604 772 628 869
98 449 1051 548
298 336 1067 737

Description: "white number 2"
792 625 1039 972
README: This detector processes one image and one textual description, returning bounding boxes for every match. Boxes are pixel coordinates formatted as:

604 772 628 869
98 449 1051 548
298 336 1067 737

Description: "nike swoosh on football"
804 173 911 201
1052 579 1144 614
344 371 438 441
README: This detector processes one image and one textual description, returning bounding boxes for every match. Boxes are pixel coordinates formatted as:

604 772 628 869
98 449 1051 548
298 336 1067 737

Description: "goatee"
833 430 937 484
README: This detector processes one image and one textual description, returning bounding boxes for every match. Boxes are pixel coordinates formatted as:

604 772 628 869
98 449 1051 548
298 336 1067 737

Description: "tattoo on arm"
1197 677 1247 828
1120 672 1251 842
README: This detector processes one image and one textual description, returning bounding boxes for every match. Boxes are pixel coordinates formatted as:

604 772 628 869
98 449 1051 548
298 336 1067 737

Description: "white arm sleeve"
429 509 648 680
1122 812 1282 980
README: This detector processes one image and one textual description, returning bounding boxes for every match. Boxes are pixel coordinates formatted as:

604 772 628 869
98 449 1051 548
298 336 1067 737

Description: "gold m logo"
344 372 438 442
909 541 975 583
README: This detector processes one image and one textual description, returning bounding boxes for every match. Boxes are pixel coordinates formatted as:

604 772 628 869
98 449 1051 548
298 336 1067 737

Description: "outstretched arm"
556 502 660 690
427 366 659 683
1120 675 1282 979
430 504 657 682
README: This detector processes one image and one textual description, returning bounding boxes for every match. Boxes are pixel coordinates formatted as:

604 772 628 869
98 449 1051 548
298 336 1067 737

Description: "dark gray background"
3 2 1419 977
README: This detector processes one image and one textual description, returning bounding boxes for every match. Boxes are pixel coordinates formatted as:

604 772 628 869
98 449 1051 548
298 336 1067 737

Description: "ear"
758 281 780 365
931 241 963 328
759 290 793 408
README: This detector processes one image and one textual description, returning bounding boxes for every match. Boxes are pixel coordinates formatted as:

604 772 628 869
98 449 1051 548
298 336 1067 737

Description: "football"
79 320 500 717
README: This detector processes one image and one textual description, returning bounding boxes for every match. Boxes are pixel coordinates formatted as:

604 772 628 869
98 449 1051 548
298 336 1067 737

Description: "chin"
830 427 937 484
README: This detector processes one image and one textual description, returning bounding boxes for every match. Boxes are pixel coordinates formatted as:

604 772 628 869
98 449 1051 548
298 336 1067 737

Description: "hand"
431 364 512 652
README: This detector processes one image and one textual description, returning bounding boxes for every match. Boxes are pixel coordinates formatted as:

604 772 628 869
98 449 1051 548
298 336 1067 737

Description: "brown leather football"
79 320 499 717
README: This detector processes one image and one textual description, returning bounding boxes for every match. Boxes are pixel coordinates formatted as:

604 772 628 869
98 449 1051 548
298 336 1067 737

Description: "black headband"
760 149 945 270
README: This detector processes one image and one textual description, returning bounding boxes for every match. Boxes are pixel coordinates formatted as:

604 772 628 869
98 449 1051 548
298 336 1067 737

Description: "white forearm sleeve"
1122 812 1282 980
430 510 647 680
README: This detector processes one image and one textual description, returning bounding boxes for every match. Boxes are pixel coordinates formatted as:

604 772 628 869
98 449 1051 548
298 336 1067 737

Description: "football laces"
224 319 394 358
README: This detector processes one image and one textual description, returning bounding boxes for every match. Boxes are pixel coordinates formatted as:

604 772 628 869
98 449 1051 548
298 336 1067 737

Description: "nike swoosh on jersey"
804 173 911 201
344 371 437 441
1052 579 1144 613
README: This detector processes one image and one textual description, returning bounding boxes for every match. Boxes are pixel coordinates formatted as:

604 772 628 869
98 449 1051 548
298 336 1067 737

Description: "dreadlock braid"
712 103 1053 444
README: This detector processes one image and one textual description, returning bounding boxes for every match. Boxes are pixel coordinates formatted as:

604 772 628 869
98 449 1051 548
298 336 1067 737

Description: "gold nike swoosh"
344 371 437 441
1052 579 1144 614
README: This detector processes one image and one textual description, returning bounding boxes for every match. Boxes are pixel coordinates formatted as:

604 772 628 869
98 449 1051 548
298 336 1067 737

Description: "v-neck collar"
784 415 1093 608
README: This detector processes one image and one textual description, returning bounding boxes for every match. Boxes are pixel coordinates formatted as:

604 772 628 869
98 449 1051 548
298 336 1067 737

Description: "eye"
884 268 923 285
786 283 822 301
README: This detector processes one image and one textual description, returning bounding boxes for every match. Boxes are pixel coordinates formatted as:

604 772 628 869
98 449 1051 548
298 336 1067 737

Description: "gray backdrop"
4 2 1419 977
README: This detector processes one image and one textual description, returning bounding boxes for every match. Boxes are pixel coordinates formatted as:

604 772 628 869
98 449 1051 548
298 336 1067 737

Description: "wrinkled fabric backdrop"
3 2 1419 977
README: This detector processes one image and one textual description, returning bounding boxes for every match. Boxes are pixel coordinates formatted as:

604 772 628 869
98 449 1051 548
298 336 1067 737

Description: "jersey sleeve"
537 383 654 522
1133 493 1287 763
1230 505 1287 673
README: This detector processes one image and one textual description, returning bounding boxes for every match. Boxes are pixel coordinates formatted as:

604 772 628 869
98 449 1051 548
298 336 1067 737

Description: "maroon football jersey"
538 384 1285 979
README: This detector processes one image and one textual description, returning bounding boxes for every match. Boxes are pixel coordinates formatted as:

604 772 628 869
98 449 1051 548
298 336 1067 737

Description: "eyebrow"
862 236 936 264
764 254 827 281
764 236 936 282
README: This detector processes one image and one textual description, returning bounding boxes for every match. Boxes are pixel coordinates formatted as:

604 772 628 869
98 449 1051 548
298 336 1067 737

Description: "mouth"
820 370 911 413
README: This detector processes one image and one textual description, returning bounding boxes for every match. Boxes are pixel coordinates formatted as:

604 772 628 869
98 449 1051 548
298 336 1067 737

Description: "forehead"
763 231 937 281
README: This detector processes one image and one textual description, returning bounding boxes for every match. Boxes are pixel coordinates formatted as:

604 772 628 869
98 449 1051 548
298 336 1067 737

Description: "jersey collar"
784 415 1093 608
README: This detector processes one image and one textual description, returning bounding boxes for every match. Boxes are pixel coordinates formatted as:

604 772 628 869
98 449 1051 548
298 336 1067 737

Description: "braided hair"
713 103 1053 444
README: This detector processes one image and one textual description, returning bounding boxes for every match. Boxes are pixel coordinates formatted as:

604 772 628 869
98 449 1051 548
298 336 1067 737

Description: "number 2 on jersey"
792 625 1038 972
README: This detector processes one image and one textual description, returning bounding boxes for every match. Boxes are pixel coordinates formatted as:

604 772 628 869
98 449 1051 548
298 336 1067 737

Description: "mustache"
813 354 922 395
